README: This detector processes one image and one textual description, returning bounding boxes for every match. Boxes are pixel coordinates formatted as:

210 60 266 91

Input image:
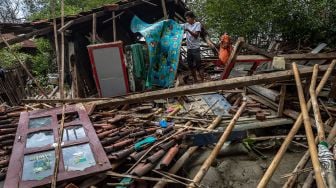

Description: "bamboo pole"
0 34 48 98
51 0 60 74
153 116 222 188
292 63 325 188
282 137 318 188
112 11 116 42
309 65 326 142
51 104 65 187
187 99 247 188
92 13 96 43
161 0 168 19
257 60 336 188
60 0 65 99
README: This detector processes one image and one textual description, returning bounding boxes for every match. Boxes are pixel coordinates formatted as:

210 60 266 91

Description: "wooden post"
161 0 168 19
51 0 60 86
92 13 96 43
0 34 48 98
51 104 66 188
68 42 78 98
188 99 247 188
277 84 286 117
60 0 65 99
309 65 326 142
292 63 325 188
112 11 116 42
257 60 336 188
153 116 222 188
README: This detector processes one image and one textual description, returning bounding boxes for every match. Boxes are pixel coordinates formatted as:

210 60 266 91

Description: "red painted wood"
5 104 111 188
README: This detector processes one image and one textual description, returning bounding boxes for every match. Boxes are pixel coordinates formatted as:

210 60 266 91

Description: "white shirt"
181 22 201 49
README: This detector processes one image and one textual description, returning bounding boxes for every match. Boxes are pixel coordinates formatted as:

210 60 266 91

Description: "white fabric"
181 22 201 49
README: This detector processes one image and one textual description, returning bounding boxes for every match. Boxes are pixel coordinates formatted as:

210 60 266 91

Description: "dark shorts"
187 48 201 69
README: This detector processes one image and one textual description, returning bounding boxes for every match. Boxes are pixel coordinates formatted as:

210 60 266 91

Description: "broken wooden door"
5 104 111 188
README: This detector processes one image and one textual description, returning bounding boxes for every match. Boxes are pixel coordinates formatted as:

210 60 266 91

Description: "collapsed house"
1 0 336 188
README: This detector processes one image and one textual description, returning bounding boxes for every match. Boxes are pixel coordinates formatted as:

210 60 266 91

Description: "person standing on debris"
182 11 203 82
219 32 232 65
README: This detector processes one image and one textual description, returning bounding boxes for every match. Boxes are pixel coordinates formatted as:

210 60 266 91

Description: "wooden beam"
280 52 336 60
51 0 60 93
161 0 168 19
221 37 245 79
277 85 286 117
60 0 65 99
248 85 280 102
57 20 74 33
0 26 53 49
242 43 275 58
236 53 336 62
22 63 335 105
92 13 96 43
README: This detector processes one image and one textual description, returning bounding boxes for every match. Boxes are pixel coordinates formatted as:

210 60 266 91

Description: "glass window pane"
62 144 96 171
29 116 52 129
26 131 54 148
62 126 86 141
22 150 55 181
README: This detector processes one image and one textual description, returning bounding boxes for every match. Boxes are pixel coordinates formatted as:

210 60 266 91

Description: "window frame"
5 104 111 188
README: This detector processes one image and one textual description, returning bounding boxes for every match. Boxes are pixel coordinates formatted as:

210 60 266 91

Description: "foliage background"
187 0 336 47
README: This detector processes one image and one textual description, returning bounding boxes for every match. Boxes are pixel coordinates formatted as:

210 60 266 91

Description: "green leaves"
25 0 118 21
187 0 336 46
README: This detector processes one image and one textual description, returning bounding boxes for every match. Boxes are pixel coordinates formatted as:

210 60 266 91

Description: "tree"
23 0 118 20
186 0 336 47
0 1 25 23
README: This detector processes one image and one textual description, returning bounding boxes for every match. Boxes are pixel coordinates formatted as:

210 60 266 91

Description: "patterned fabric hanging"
131 16 184 88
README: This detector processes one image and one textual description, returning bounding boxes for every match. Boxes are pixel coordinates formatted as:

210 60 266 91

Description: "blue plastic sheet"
131 16 184 88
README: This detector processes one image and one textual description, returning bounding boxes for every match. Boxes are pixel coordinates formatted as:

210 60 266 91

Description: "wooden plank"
221 37 245 79
280 53 336 60
22 64 334 105
277 85 286 117
0 26 53 49
243 43 275 58
232 118 293 131
248 85 280 102
236 53 336 61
